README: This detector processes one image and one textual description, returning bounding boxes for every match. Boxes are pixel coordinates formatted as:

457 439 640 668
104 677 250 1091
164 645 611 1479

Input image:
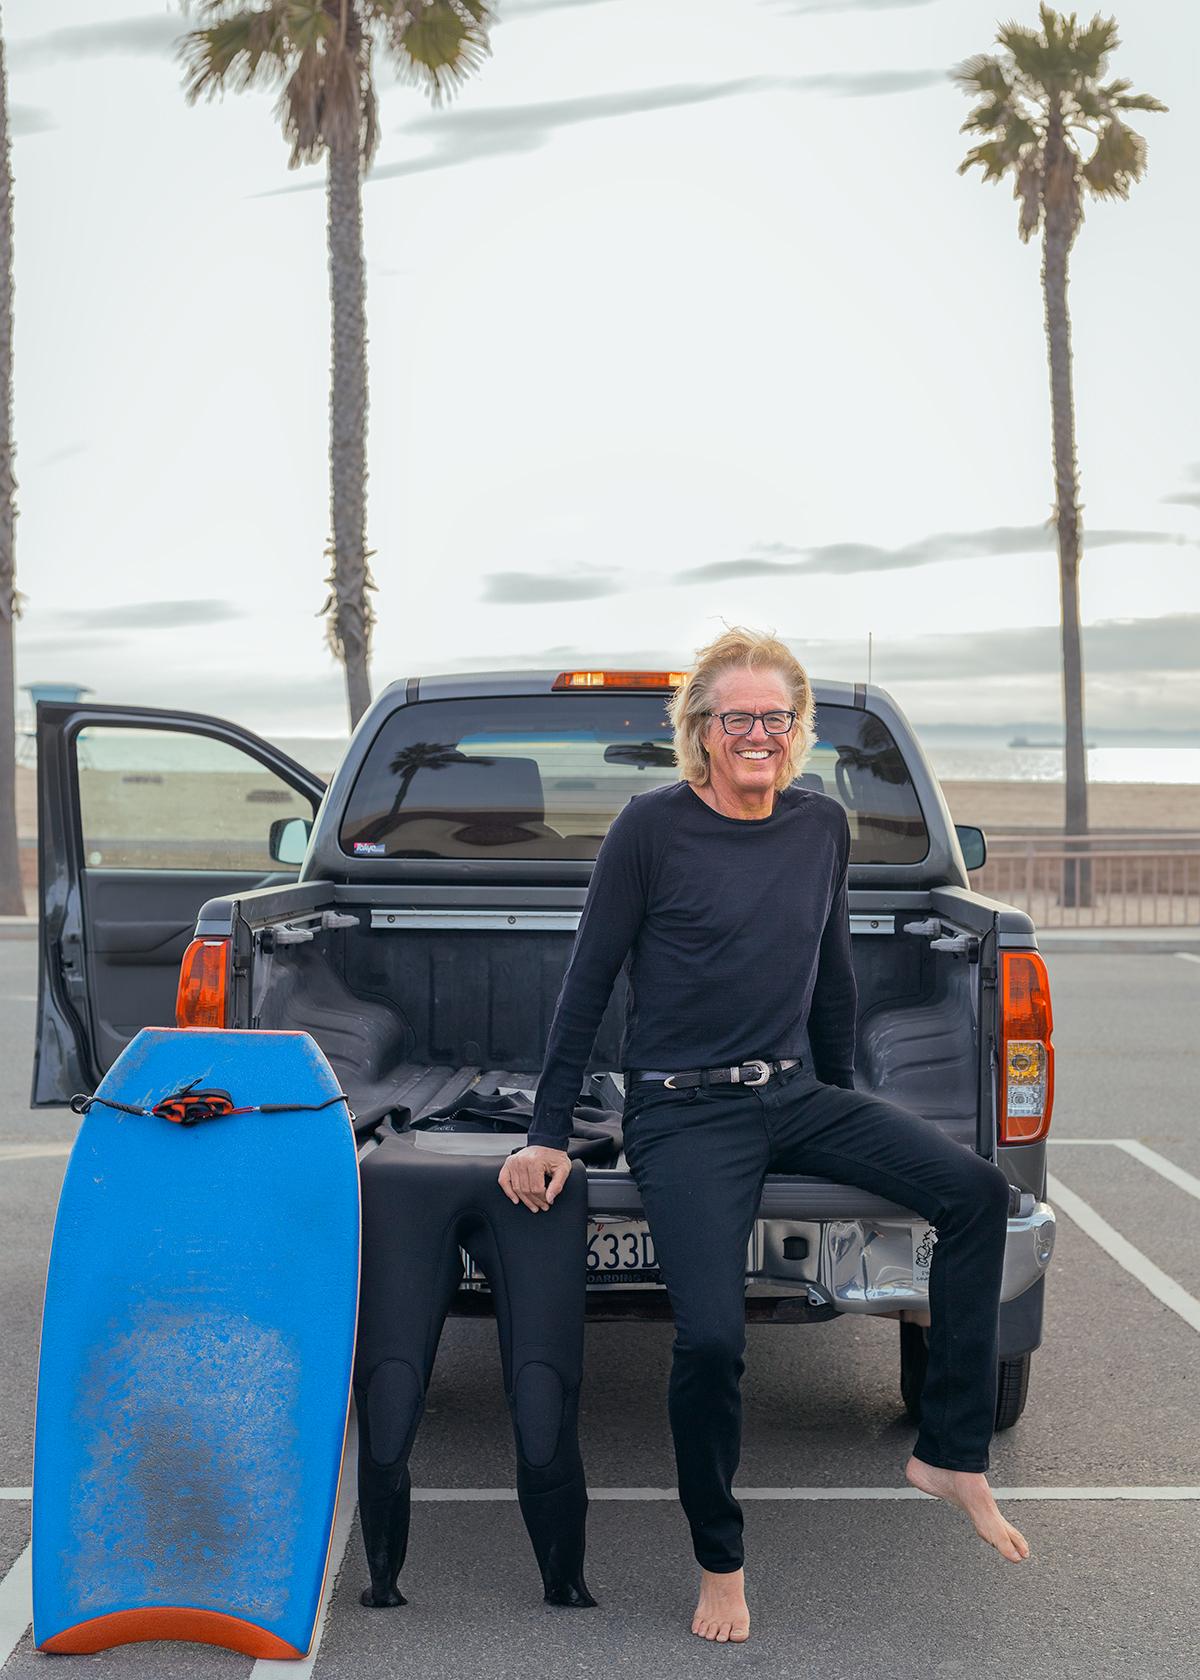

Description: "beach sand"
13 765 1200 843
938 778 1200 834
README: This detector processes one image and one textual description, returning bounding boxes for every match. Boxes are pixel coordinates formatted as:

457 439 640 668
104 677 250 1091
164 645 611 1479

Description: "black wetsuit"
354 1136 595 1608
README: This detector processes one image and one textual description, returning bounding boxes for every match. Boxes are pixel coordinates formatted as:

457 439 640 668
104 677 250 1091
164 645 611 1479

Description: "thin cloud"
426 613 1200 684
775 1 940 14
33 443 87 470
12 105 55 137
796 68 947 96
481 569 626 604
782 613 1200 680
678 526 1193 583
503 0 620 13
1162 463 1200 511
50 600 245 631
8 17 183 69
383 70 947 177
260 70 947 195
18 633 125 655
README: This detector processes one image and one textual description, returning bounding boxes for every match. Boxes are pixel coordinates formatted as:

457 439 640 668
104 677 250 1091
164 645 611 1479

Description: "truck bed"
358 1059 923 1223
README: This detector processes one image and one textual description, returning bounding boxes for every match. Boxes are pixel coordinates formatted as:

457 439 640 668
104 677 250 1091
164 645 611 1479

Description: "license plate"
587 1218 658 1282
912 1222 937 1287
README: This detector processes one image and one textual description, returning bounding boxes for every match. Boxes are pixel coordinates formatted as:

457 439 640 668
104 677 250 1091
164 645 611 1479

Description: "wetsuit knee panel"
513 1362 567 1470
365 1359 424 1467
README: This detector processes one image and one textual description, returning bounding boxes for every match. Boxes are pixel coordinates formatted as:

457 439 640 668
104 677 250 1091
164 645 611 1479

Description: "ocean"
49 730 1200 785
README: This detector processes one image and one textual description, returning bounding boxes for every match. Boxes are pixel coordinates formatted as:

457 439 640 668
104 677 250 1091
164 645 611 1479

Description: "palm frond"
957 140 1014 185
952 52 1012 98
384 0 494 105
1113 90 1169 114
1081 114 1149 199
996 21 1051 84
179 7 293 102
1072 14 1121 79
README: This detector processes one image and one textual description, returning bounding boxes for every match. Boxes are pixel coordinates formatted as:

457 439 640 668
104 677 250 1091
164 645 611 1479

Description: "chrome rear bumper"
747 1201 1056 1312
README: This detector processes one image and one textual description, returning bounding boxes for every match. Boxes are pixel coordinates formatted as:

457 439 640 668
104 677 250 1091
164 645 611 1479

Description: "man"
498 627 1029 1644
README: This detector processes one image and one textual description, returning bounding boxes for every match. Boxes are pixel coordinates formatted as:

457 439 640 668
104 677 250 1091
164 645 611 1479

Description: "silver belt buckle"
662 1072 680 1089
740 1059 771 1087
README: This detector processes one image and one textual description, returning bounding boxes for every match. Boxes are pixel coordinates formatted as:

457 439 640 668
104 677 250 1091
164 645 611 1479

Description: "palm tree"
955 6 1165 905
0 8 24 918
179 3 495 730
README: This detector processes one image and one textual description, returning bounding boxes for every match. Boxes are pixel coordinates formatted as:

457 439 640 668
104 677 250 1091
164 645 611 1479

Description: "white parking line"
250 1414 359 1678
0 1489 31 1500
3 1478 1197 1664
406 1485 1200 1502
1047 1172 1200 1334
0 1543 32 1669
0 1144 71 1163
1175 952 1200 964
1048 1139 1200 1204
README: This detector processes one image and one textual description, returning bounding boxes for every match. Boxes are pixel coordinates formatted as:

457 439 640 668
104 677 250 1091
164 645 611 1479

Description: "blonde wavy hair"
668 626 817 791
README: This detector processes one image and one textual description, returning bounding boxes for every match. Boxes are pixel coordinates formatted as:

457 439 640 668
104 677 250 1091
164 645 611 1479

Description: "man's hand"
498 1145 571 1213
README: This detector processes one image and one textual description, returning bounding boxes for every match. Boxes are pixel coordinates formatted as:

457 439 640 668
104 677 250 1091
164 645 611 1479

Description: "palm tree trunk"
1042 104 1090 909
326 127 373 730
0 19 24 919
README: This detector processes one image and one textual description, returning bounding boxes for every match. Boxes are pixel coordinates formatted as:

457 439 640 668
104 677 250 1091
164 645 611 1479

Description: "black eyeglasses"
704 709 797 736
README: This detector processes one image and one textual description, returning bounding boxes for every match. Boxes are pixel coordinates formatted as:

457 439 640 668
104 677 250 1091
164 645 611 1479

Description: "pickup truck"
32 668 1056 1431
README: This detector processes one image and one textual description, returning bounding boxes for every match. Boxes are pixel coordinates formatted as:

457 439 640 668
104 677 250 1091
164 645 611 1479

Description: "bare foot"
692 1567 750 1642
905 1455 1030 1561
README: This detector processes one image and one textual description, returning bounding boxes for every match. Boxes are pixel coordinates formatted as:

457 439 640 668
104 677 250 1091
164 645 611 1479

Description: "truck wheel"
993 1351 1032 1430
899 1324 1033 1431
899 1321 927 1423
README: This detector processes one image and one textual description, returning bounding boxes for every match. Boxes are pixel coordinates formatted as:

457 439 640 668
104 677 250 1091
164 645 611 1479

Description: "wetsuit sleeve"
806 812 857 1090
527 798 654 1150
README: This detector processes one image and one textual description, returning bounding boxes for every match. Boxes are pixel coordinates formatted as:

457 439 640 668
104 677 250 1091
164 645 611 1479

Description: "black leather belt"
629 1057 802 1090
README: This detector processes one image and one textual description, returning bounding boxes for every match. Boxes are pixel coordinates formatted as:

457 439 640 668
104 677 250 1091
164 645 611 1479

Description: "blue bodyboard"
32 1027 360 1658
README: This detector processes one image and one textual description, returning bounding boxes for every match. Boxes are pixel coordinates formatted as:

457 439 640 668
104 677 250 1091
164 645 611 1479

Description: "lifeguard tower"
17 683 93 766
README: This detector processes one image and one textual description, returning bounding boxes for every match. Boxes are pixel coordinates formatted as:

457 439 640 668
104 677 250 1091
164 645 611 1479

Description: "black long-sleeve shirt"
527 780 858 1150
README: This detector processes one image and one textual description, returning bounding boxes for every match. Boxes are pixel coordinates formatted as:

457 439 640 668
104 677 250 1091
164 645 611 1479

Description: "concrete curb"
0 919 36 941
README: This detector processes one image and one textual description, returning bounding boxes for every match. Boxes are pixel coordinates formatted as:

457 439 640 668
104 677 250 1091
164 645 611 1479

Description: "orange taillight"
999 950 1054 1144
552 670 686 689
175 938 231 1029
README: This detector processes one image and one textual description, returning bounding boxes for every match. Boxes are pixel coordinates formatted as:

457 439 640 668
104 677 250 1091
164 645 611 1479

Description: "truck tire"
899 1323 1032 1431
993 1350 1032 1430
899 1321 927 1423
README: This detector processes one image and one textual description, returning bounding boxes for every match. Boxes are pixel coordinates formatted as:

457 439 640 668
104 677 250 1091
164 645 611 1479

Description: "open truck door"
32 702 327 1105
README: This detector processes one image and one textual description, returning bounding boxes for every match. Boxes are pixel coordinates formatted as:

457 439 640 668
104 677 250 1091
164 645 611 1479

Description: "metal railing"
971 832 1200 928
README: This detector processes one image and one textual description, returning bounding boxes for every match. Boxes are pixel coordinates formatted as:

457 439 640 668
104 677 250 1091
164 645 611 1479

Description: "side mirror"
955 824 987 871
269 816 312 867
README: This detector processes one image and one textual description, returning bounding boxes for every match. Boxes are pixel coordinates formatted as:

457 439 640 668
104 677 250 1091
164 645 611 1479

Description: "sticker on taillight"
1005 1040 1048 1118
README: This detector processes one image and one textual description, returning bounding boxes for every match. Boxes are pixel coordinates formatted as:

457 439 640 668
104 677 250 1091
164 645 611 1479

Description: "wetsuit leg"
353 1140 465 1607
462 1158 596 1607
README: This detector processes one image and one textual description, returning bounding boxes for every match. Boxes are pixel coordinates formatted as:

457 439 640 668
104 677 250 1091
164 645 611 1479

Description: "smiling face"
700 666 797 808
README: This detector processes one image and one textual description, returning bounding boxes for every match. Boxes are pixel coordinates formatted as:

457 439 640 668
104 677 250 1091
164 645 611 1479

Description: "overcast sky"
7 0 1198 740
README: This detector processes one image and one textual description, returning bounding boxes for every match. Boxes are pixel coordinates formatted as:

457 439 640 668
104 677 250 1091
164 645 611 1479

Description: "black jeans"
622 1060 1011 1574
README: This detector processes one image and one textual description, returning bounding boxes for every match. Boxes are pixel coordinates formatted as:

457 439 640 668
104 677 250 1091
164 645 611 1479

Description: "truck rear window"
338 695 928 863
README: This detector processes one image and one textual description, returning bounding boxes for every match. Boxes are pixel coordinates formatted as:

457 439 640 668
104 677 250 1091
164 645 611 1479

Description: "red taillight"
176 938 230 1028
999 950 1054 1144
552 670 686 689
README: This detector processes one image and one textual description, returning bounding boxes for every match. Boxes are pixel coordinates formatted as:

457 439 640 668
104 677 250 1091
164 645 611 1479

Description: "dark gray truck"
33 669 1057 1430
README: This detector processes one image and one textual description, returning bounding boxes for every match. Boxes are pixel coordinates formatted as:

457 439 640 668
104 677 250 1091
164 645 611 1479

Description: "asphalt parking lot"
2 941 1198 1678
